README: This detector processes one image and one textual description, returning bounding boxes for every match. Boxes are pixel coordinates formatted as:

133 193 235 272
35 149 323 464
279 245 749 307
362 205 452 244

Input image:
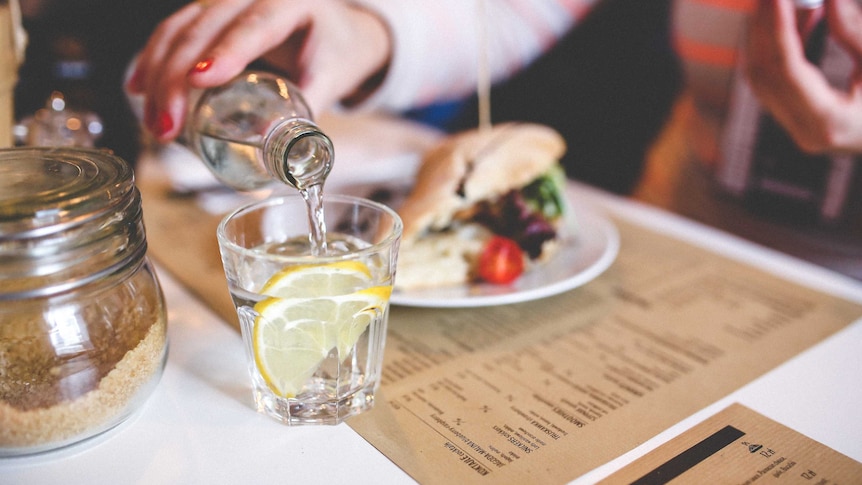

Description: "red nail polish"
152 112 174 137
190 58 214 74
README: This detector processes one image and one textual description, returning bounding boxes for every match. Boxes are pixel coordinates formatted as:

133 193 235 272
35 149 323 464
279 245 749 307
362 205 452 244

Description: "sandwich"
395 122 570 290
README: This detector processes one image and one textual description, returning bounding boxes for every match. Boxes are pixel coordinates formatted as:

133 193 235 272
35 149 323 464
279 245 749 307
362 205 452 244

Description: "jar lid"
0 148 144 300
0 147 134 237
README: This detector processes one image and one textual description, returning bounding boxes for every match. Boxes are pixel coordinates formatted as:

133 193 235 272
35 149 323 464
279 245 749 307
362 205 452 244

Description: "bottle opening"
271 120 334 190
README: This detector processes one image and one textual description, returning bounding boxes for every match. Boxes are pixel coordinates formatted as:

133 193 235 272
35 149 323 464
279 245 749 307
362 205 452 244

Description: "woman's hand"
746 0 862 154
127 0 391 142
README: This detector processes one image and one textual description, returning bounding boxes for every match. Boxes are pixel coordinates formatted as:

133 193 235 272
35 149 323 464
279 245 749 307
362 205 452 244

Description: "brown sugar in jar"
0 148 168 456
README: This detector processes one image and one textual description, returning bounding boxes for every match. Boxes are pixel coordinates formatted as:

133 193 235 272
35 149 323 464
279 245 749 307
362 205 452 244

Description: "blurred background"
12 0 187 163
10 0 681 186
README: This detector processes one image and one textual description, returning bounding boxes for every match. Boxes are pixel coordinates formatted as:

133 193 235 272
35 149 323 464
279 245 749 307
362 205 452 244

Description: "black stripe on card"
629 425 746 485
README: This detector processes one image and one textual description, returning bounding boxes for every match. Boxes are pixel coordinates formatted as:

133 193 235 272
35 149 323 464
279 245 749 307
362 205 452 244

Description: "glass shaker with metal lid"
0 147 168 456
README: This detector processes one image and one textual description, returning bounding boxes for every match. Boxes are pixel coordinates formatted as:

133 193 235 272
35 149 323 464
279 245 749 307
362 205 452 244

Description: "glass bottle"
0 147 168 456
185 70 334 192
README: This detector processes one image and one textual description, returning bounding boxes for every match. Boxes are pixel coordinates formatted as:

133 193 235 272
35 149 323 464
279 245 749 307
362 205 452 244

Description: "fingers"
187 0 313 88
129 2 207 139
747 0 862 153
192 0 391 114
747 0 804 74
827 0 862 63
130 0 392 142
825 0 862 151
134 0 263 141
746 0 846 152
126 2 202 94
296 5 393 113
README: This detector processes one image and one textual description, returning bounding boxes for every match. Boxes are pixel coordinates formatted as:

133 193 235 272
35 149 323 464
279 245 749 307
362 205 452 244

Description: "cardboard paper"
600 403 862 484
137 159 862 484
347 220 861 483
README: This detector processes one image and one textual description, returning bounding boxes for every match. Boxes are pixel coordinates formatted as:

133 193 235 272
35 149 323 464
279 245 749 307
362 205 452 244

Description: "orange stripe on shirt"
686 0 755 12
674 36 739 68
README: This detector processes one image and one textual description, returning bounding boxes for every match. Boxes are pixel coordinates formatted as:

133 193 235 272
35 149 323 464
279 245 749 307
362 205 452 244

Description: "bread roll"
399 122 566 244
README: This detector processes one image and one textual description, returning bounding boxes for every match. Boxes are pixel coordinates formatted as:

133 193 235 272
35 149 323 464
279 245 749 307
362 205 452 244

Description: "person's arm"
128 0 599 142
127 0 392 142
348 0 599 113
745 0 862 154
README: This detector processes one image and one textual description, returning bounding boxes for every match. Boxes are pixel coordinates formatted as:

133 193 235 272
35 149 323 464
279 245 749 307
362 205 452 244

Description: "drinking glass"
217 194 401 425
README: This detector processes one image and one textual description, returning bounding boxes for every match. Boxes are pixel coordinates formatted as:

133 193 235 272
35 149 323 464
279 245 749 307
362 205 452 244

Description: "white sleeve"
349 0 598 112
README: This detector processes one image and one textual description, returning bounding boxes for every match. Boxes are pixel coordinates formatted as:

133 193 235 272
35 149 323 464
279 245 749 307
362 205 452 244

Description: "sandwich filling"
394 122 570 290
471 165 566 260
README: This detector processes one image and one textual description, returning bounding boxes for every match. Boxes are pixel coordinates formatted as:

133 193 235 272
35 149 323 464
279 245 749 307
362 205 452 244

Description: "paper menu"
348 219 862 484
600 403 862 484
135 163 862 484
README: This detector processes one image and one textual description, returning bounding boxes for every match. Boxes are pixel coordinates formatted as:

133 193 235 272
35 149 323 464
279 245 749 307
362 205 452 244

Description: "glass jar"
185 70 334 191
0 147 168 456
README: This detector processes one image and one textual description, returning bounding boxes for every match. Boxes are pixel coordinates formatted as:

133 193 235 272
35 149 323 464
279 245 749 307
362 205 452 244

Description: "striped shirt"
355 0 858 168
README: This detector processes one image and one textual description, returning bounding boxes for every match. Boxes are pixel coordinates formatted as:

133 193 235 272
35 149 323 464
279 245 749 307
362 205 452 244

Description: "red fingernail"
190 58 214 74
127 68 144 92
152 112 174 137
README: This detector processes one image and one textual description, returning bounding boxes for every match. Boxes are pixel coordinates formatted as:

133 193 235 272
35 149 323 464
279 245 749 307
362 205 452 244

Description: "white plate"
391 202 620 308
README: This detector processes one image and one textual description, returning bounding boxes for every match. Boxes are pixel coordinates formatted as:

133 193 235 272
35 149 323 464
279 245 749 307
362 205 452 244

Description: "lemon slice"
336 286 393 357
260 261 372 298
253 283 392 398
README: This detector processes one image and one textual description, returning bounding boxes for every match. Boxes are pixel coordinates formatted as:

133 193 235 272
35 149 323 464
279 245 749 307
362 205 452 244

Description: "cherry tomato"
477 236 525 284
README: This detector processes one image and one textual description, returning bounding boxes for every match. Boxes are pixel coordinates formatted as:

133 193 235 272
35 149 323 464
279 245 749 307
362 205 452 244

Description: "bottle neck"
264 119 334 190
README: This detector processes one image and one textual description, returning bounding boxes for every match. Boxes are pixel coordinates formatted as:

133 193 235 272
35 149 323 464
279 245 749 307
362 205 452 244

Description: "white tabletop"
2 181 861 485
4 112 862 483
